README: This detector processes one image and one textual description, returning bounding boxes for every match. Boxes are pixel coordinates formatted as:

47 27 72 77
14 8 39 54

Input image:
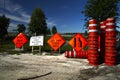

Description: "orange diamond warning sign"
47 33 66 51
13 33 28 48
69 33 87 51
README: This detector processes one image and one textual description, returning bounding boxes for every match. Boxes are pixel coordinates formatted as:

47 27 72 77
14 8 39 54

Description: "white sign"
30 36 44 46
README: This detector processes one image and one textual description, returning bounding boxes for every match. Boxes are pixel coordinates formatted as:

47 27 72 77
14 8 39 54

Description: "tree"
17 24 26 33
46 28 51 35
0 14 10 38
82 0 120 28
52 25 57 34
84 30 88 37
28 7 47 36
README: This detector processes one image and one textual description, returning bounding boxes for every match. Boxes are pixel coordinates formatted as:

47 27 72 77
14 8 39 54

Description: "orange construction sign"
69 33 87 51
47 33 66 51
13 33 28 48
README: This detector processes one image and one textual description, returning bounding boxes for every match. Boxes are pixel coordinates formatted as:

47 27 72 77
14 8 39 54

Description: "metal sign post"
59 48 61 54
15 45 24 51
39 46 41 53
32 46 34 53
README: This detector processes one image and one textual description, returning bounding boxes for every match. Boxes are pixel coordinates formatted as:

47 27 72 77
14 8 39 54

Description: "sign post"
32 46 34 53
39 46 41 53
30 36 44 53
15 45 24 51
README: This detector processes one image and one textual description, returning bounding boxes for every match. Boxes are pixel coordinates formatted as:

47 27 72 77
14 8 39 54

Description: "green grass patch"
0 35 87 54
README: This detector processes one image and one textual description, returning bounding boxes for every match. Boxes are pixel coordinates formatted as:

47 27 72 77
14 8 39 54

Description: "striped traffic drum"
64 51 76 58
105 17 116 66
88 19 99 66
99 21 106 63
64 50 88 59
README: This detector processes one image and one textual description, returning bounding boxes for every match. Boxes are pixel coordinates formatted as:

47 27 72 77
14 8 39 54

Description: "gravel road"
0 52 120 80
0 53 93 80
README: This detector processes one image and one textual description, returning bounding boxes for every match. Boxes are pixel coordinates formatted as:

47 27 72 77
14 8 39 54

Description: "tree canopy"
28 7 48 36
52 25 57 34
46 28 51 35
0 14 10 38
17 24 26 33
82 0 120 28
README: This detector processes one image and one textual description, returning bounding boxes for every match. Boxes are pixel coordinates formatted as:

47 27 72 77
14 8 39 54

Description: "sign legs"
32 46 34 53
15 45 24 51
39 46 41 53
32 46 42 54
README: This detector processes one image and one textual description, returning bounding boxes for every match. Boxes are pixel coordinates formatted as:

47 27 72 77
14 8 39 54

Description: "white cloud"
21 12 31 19
2 0 21 12
0 0 30 23
0 0 30 32
47 19 57 27
9 23 17 27
8 23 18 31
6 13 30 23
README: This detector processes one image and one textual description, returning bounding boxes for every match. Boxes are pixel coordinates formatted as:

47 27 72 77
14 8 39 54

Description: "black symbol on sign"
74 38 82 47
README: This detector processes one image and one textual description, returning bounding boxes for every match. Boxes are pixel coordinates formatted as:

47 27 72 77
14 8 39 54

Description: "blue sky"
0 0 120 33
0 0 88 33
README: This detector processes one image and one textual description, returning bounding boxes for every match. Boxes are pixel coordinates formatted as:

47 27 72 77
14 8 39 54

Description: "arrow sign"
69 33 87 51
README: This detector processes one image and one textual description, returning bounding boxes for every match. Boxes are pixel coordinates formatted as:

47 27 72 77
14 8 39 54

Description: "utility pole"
3 0 5 14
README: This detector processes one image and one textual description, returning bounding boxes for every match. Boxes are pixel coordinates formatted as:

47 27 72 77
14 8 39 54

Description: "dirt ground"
0 52 93 80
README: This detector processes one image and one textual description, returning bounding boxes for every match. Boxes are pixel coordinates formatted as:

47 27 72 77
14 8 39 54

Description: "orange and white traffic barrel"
88 19 100 66
99 21 106 63
64 50 88 59
64 51 75 58
76 50 88 58
105 17 116 66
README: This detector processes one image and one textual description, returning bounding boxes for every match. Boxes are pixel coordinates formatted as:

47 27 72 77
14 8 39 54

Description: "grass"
0 35 73 54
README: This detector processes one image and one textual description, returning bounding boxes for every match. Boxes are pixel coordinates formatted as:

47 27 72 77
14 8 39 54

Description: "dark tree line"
28 7 48 36
0 0 120 40
28 7 57 36
82 0 120 28
0 14 10 39
17 24 26 33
